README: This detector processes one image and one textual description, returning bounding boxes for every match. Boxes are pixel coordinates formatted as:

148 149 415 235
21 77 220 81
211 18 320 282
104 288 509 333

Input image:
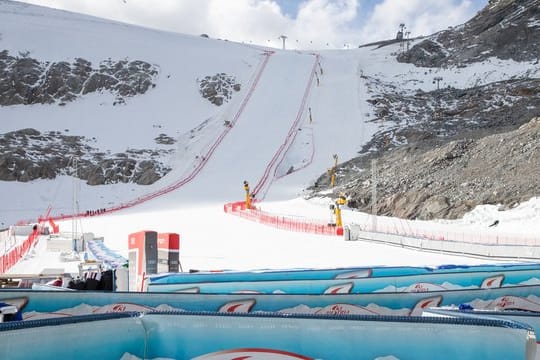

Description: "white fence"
0 229 16 257
346 224 540 260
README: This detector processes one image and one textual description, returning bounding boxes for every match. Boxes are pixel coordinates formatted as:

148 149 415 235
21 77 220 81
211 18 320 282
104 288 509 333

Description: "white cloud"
205 0 290 45
13 0 483 49
360 0 478 43
292 0 359 48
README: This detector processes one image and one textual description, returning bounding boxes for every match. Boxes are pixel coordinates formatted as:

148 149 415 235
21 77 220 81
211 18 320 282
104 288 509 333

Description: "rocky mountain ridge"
397 0 540 67
0 51 158 106
312 0 540 220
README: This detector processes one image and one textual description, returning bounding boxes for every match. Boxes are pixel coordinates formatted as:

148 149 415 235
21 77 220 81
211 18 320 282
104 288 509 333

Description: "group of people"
67 270 114 291
85 208 107 216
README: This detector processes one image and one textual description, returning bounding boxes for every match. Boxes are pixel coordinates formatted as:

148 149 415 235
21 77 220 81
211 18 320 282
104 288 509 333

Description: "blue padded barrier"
0 311 535 360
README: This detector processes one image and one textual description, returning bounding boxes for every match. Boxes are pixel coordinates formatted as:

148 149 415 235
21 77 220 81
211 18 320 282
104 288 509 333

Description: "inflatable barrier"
149 262 540 285
423 308 540 359
424 307 540 336
147 266 540 294
4 283 540 320
0 311 535 360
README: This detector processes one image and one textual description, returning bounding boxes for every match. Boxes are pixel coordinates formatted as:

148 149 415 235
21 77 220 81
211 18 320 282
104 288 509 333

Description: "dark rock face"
398 0 540 66
0 51 173 187
198 73 241 106
154 134 176 145
0 51 158 106
328 117 540 220
0 128 172 185
396 40 447 68
358 78 540 155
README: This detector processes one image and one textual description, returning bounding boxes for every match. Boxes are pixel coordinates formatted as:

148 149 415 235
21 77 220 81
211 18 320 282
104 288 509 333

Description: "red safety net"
224 201 342 236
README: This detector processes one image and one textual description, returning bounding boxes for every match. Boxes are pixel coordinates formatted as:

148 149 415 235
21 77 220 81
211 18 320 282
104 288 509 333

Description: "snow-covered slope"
0 0 263 220
0 0 377 222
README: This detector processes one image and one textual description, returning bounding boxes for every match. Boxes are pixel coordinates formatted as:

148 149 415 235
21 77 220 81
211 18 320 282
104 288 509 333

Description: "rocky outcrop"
198 73 241 106
398 0 540 66
0 128 173 185
0 51 158 106
318 117 540 220
359 77 540 154
396 40 448 68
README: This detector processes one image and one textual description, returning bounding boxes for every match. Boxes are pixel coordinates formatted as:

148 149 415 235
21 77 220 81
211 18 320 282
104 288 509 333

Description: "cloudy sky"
15 0 488 49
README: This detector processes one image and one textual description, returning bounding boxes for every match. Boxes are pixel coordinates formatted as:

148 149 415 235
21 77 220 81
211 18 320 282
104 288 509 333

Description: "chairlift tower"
433 76 443 90
398 23 406 52
278 35 287 50
433 76 443 120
